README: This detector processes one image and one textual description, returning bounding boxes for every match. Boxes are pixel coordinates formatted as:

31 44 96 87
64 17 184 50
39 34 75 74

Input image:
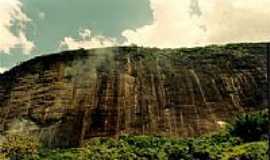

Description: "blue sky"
0 0 152 70
0 0 269 72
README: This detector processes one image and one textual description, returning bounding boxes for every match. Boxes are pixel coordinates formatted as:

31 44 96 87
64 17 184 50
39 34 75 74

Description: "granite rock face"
0 43 267 148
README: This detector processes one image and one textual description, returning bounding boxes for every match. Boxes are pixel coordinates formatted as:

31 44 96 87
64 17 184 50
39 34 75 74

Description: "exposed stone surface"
0 43 267 148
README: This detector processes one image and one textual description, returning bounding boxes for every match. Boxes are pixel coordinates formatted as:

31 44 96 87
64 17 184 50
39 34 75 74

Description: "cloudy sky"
0 0 269 72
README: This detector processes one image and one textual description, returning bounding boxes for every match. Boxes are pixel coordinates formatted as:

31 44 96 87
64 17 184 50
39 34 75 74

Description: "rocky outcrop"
0 43 267 148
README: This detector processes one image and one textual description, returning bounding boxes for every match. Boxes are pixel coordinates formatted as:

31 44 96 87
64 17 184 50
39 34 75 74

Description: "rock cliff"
0 43 267 148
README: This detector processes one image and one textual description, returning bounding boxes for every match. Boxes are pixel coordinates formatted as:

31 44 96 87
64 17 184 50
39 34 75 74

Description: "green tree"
229 109 269 142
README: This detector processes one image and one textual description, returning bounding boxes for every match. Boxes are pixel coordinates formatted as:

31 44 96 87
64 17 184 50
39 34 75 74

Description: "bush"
221 141 268 160
37 148 84 160
33 134 268 160
190 131 241 159
161 143 191 160
0 153 8 160
0 134 41 160
229 109 269 142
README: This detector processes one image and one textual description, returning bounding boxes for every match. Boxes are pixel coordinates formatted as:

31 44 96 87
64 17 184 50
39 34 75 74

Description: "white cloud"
0 67 7 73
200 0 270 44
122 0 205 48
0 0 34 54
121 0 270 48
59 29 118 50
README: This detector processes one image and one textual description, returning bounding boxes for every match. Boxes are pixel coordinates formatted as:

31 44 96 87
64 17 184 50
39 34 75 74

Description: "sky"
0 0 270 72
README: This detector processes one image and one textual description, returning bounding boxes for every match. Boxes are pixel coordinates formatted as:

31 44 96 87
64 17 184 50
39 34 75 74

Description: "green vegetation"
0 134 41 160
229 109 269 142
0 110 268 160
222 141 268 160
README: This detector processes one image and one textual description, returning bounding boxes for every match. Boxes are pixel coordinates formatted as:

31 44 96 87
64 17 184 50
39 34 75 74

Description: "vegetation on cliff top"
0 42 266 77
0 109 268 160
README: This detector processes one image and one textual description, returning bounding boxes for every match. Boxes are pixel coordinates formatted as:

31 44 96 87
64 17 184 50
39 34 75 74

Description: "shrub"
190 131 241 159
221 141 268 160
37 148 85 160
0 153 8 160
229 109 269 142
33 134 268 160
161 143 191 160
120 135 167 148
0 134 41 160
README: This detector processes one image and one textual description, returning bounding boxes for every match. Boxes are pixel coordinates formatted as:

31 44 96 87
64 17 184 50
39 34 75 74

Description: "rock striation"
0 43 267 148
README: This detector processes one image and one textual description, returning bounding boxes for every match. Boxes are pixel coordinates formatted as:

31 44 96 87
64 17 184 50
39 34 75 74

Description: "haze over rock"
0 43 267 148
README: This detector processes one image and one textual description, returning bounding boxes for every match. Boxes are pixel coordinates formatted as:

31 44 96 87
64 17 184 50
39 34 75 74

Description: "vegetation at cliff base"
0 109 268 160
229 109 269 142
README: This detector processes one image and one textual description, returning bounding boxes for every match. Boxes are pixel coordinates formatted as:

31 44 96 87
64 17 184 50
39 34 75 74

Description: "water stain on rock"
0 43 267 148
